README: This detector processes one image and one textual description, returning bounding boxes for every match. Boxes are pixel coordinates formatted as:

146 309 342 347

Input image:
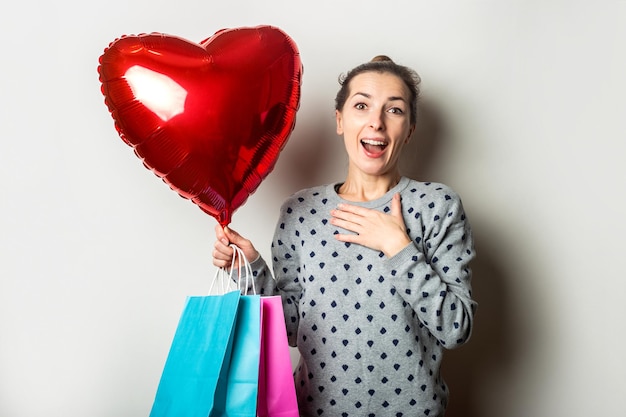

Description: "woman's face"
336 71 415 179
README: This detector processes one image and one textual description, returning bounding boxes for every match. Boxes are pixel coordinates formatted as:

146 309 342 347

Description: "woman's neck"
337 172 401 202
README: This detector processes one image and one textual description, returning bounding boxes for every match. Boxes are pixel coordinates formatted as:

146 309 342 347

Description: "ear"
335 110 344 135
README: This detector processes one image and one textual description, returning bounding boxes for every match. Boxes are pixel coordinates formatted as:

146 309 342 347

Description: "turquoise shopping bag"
213 294 261 417
149 291 241 417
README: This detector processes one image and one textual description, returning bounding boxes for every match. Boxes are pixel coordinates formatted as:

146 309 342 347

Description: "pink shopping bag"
257 296 299 417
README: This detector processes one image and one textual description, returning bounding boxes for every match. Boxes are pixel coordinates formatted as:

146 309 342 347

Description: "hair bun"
371 55 393 63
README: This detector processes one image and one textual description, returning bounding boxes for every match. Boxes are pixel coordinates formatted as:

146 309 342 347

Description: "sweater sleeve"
246 255 277 296
269 200 304 347
385 191 477 349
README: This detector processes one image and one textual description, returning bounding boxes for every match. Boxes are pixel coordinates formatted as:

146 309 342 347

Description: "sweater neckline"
328 176 410 209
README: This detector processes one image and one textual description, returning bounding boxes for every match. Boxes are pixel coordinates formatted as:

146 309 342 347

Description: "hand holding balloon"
212 225 259 270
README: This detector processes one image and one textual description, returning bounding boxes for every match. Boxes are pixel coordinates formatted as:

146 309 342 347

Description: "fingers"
223 226 244 245
391 193 403 220
215 224 228 245
212 247 232 268
334 203 366 217
330 203 364 228
213 224 259 264
332 196 402 229
329 195 410 257
213 224 234 268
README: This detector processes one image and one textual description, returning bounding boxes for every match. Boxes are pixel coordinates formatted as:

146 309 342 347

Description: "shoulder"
275 185 333 236
279 184 333 213
400 178 470 227
401 178 463 204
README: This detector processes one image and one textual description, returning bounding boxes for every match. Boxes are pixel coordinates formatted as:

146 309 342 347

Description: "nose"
369 110 385 131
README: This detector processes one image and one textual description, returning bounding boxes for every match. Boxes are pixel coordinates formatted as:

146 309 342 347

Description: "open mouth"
361 139 388 154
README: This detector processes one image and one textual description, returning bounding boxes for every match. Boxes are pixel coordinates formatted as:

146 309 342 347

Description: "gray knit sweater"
248 176 477 417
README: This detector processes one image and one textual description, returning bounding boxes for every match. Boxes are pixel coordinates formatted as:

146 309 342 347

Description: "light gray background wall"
1 1 624 416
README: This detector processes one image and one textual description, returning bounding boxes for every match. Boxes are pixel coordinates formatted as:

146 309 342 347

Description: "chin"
358 166 390 177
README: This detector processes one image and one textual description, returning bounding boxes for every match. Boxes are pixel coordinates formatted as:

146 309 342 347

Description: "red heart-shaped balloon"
98 26 302 226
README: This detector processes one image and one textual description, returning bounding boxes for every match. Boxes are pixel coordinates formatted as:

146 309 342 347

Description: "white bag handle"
209 244 256 295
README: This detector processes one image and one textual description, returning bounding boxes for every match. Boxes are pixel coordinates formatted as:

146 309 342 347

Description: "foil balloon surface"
98 26 302 226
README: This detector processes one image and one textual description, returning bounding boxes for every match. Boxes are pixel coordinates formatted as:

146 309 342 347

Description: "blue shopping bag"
149 291 241 417
213 294 261 417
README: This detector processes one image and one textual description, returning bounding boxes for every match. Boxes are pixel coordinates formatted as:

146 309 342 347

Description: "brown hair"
334 55 421 126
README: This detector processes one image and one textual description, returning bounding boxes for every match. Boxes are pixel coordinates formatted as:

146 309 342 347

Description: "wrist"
383 235 412 258
247 250 260 263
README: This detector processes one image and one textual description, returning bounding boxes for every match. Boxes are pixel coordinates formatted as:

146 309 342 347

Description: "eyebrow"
352 92 407 102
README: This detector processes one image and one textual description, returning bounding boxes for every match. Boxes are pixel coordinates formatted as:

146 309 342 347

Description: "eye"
388 107 404 114
355 102 367 110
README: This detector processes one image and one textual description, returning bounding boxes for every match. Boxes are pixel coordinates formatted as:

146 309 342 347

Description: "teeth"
361 139 386 146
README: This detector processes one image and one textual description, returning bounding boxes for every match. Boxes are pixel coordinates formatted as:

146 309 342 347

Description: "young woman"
213 55 477 417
